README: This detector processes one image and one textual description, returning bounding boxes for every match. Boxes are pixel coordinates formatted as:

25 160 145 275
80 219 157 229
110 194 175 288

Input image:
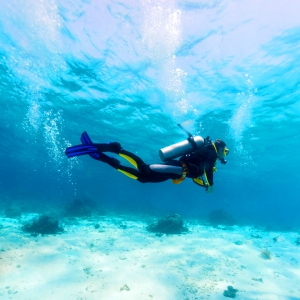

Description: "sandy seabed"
1 214 300 300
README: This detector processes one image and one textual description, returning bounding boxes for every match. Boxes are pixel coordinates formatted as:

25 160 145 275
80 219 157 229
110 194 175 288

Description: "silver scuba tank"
159 136 204 162
159 124 204 162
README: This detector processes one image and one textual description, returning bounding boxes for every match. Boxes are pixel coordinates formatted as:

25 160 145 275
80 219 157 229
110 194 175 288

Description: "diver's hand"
206 185 213 194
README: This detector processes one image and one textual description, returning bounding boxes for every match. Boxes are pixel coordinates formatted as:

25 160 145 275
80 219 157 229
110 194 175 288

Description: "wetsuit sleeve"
206 168 214 186
205 147 217 186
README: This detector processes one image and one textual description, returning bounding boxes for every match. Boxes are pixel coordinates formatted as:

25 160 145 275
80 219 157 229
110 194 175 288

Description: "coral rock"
223 286 238 298
147 214 188 234
22 215 63 235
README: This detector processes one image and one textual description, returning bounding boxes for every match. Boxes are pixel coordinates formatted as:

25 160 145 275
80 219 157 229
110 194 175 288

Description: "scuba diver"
65 129 229 193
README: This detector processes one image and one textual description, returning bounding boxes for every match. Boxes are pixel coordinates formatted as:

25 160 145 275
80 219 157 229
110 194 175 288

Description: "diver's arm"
205 168 214 186
205 169 214 193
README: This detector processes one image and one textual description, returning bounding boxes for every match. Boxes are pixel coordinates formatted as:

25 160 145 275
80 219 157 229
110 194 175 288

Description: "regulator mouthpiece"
220 158 227 165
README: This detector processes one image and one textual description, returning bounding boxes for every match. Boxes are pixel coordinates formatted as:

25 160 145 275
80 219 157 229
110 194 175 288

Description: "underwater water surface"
1 0 300 227
2 1 300 299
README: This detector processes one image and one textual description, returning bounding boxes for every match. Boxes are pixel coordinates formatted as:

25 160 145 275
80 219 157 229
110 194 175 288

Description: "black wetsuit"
179 143 217 186
96 143 217 186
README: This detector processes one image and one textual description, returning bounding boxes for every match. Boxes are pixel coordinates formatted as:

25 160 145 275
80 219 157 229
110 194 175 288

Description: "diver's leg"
78 137 154 182
92 142 144 166
94 142 122 154
80 139 149 180
67 133 174 184
85 138 146 167
117 151 186 183
118 149 147 169
116 165 142 180
99 151 181 183
93 152 121 168
94 151 146 180
93 144 149 171
113 149 153 182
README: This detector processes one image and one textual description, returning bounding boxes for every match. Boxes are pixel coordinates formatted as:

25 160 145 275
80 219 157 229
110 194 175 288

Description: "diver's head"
215 139 229 164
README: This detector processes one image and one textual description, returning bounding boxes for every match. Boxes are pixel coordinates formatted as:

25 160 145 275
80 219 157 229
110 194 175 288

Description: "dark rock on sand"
22 215 64 235
147 214 188 234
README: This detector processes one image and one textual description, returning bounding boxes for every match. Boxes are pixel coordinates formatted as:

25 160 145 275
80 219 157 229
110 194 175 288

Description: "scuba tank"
159 124 204 162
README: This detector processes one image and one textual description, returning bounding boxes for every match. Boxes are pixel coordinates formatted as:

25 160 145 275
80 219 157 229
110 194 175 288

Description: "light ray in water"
142 0 187 117
229 74 256 166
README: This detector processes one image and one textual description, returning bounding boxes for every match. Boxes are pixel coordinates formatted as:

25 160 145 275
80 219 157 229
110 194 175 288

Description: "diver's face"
217 147 225 159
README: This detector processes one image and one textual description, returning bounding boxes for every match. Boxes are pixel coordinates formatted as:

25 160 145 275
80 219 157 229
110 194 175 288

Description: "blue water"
1 0 300 228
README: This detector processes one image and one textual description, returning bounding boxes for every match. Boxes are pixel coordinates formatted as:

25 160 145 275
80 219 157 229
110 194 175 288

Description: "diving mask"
219 147 229 165
224 147 229 156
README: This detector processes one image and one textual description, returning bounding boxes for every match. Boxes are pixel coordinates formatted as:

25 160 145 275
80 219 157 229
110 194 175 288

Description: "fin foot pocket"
108 142 122 154
94 142 122 154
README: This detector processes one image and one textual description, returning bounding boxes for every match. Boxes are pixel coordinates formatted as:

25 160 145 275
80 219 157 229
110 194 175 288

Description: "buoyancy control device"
159 124 205 162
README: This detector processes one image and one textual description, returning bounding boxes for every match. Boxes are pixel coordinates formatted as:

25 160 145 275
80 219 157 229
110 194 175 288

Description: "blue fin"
65 145 98 158
79 131 100 159
80 131 93 145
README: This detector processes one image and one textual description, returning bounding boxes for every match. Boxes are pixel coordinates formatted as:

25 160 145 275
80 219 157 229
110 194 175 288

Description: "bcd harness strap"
212 142 217 153
172 163 188 184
